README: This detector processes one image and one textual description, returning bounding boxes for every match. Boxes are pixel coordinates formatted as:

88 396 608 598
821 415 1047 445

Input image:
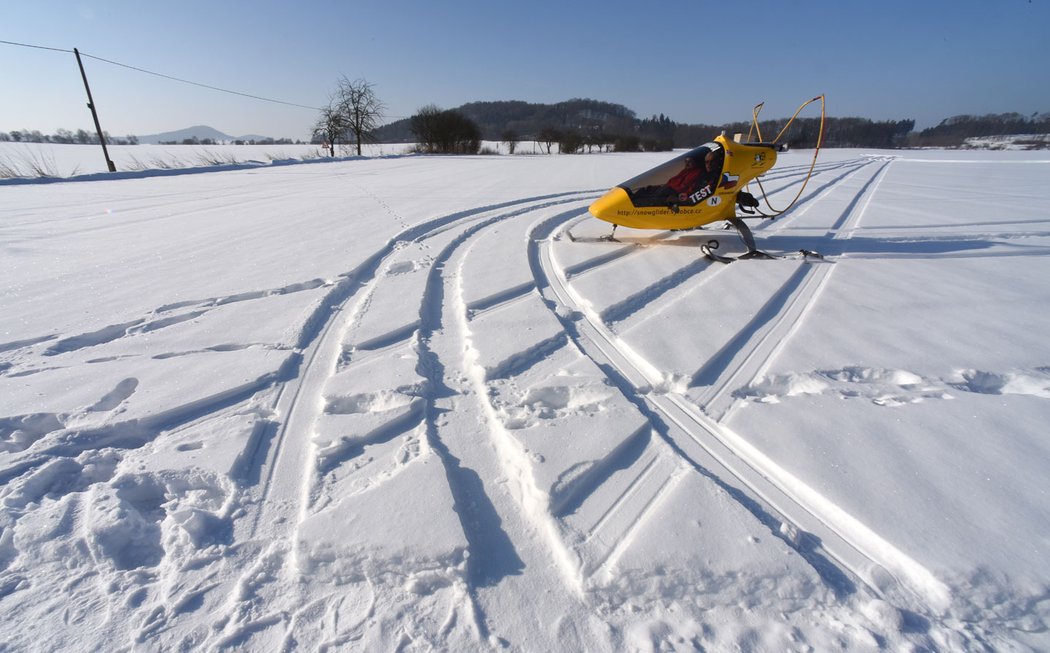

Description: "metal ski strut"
727 217 775 260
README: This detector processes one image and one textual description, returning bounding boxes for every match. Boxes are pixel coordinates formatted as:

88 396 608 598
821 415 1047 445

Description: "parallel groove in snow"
207 192 599 646
531 158 953 616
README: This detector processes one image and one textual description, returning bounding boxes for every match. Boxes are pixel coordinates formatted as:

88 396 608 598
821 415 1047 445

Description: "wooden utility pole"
73 48 116 172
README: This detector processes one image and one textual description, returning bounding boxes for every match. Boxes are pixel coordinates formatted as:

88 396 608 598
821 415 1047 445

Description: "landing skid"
704 217 826 263
700 240 735 264
566 223 620 243
567 219 824 263
702 239 825 264
600 224 620 242
725 217 775 260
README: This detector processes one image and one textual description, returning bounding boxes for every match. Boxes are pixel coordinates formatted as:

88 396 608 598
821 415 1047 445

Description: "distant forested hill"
373 98 638 143
372 97 1050 150
910 112 1050 147
372 98 918 150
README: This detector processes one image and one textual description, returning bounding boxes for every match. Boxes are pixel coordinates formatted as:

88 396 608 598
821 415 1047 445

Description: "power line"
0 39 72 53
79 51 322 111
1 39 322 111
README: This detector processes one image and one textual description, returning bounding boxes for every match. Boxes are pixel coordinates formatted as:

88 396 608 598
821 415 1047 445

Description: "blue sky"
2 0 1048 139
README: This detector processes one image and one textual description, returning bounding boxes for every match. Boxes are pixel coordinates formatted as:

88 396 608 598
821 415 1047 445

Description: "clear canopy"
621 142 724 207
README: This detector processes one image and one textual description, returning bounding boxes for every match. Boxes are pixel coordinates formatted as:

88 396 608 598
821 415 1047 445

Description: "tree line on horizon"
0 129 140 146
370 99 1050 153
4 94 1047 152
0 129 306 147
908 112 1050 147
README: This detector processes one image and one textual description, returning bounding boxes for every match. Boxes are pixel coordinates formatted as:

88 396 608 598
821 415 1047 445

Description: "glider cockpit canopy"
621 143 725 208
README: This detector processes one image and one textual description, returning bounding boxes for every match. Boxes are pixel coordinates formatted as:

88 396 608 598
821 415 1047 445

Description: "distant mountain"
137 125 275 145
137 125 232 144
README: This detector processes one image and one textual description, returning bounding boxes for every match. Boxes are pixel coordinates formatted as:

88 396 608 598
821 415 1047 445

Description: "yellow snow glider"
586 95 826 261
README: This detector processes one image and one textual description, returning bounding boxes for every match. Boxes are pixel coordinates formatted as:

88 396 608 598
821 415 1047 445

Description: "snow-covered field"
2 145 1049 651
0 142 405 180
0 141 540 180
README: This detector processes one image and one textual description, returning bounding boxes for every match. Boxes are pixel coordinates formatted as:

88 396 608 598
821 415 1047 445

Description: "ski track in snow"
531 157 983 634
2 153 1046 650
195 190 605 649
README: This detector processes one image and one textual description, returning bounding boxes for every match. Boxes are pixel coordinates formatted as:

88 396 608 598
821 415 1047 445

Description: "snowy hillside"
1 147 1049 651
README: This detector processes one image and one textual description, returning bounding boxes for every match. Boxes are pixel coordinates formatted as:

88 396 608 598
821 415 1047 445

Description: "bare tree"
501 129 519 155
537 127 560 154
313 103 347 157
410 106 481 154
334 76 385 156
